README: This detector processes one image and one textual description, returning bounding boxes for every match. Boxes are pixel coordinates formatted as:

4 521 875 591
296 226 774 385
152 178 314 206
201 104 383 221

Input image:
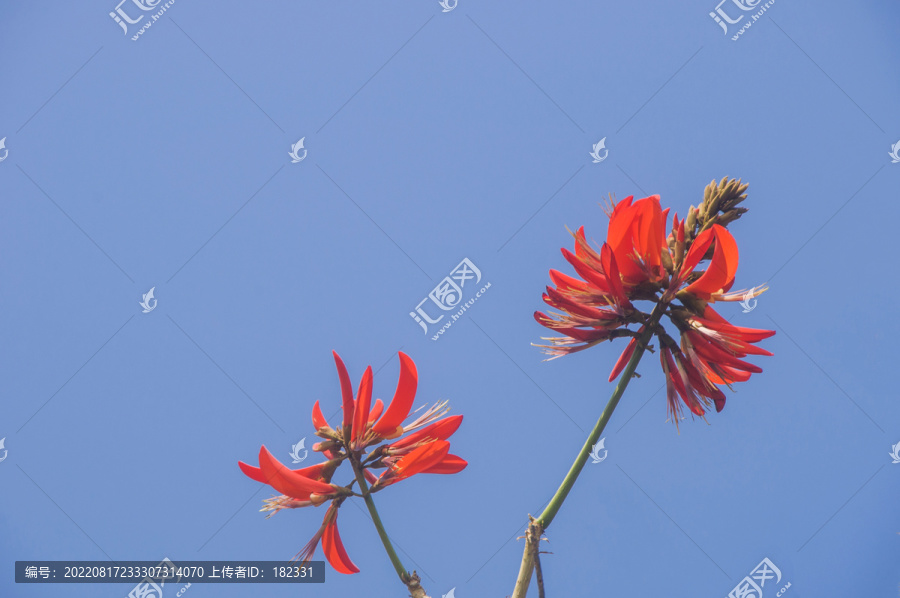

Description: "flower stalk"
349 456 409 583
519 180 774 595
511 302 665 598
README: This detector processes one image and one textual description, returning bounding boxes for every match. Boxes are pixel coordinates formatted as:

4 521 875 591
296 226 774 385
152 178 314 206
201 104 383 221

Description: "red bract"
535 180 774 425
239 351 466 572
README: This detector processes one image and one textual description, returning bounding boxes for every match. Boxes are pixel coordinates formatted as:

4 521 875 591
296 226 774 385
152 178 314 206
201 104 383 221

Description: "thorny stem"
528 517 546 598
349 456 431 598
511 302 666 598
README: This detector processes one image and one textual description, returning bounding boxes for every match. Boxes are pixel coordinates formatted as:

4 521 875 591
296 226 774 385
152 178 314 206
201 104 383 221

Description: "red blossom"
535 180 774 425
239 351 466 572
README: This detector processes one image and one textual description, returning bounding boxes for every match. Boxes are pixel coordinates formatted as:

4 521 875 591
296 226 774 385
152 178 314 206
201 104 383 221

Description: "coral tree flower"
239 351 466 572
535 178 774 425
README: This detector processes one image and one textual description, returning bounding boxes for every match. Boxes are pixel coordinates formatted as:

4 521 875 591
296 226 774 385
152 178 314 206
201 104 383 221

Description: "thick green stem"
350 461 408 582
511 303 665 598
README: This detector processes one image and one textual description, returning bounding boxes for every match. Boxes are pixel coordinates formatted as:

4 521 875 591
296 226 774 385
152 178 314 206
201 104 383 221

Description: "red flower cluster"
239 351 466 573
535 181 774 424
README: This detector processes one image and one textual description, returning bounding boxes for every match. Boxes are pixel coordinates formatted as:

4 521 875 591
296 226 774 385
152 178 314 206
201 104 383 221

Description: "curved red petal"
258 446 335 499
561 248 613 295
549 269 593 293
421 454 468 475
684 225 739 296
332 351 356 430
371 352 418 437
608 336 638 382
390 440 450 482
311 400 329 430
600 243 628 305
688 331 762 374
634 196 664 272
391 415 463 450
367 399 384 424
240 458 328 485
572 226 603 267
697 306 775 342
352 367 373 445
238 461 266 483
322 517 359 575
544 286 609 320
679 227 715 283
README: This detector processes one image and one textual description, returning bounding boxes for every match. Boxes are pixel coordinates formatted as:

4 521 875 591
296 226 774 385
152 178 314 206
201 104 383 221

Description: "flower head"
535 178 774 426
239 351 466 571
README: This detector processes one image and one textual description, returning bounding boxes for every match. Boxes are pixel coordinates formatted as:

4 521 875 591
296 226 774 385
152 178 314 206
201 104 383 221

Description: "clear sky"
1 1 898 597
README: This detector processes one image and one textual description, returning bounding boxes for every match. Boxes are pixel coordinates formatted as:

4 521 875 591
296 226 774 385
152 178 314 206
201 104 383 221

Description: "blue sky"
1 1 898 596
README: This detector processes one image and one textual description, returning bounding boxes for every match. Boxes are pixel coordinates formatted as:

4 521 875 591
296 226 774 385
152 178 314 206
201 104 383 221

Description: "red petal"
688 331 762 374
572 226 604 268
561 248 613 294
332 351 356 429
238 460 266 483
352 366 373 445
678 227 715 283
257 446 335 499
600 243 629 306
608 336 638 382
312 400 329 430
421 454 468 475
705 362 752 384
543 287 608 320
367 399 384 424
391 415 463 450
242 459 330 484
684 225 739 297
607 196 662 282
389 440 450 482
633 196 665 272
728 338 774 357
549 269 593 294
371 352 418 438
696 307 775 343
322 516 359 574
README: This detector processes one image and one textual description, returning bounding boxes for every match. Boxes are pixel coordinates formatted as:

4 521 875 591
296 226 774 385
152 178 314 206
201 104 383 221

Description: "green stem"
511 302 665 598
350 459 408 582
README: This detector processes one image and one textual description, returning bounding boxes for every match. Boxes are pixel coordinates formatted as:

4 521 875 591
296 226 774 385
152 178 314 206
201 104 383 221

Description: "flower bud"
309 493 330 506
313 440 340 453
